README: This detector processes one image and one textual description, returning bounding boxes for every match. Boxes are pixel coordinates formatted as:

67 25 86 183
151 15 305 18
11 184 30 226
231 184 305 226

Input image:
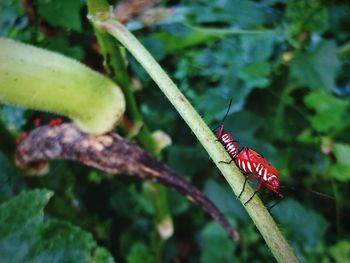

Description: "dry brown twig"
15 123 239 241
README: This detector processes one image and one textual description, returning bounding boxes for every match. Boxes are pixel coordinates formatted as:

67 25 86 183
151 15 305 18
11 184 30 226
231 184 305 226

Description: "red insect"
214 99 284 207
48 118 63 126
235 148 283 205
214 99 239 161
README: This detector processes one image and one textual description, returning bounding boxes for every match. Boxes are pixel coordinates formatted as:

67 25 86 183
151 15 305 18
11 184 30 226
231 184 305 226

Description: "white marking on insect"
222 134 230 142
241 161 246 172
263 169 268 180
256 163 261 172
258 167 264 176
247 162 252 173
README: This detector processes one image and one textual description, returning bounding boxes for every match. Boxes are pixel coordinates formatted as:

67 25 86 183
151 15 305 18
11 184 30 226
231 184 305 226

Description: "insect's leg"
238 176 248 199
240 146 249 152
244 179 263 205
268 191 284 211
238 175 259 199
244 191 257 205
219 158 234 164
268 198 282 212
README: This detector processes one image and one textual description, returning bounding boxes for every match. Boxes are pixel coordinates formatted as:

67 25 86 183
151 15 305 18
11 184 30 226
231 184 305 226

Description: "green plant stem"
86 2 173 261
185 23 270 36
90 14 299 263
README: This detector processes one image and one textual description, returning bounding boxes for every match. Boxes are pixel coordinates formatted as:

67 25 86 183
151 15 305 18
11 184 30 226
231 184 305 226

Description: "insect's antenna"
222 98 233 123
211 98 233 132
308 190 335 200
279 185 335 200
279 185 294 189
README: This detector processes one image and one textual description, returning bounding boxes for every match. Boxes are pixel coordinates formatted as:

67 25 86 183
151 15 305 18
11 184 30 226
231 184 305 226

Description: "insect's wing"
236 149 260 174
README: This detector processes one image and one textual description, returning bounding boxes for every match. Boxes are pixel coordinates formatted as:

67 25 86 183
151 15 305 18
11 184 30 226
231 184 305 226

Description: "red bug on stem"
235 148 284 205
213 99 284 207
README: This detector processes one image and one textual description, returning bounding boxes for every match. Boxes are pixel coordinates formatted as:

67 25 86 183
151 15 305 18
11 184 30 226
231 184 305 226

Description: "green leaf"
153 24 265 54
45 35 84 61
237 60 272 88
329 240 350 263
0 189 52 235
110 187 144 219
152 25 217 53
291 41 341 92
93 247 116 263
240 31 276 62
286 0 329 46
187 0 270 27
0 189 115 263
87 170 103 184
167 188 190 215
37 0 84 31
110 185 155 217
0 0 24 37
126 242 154 263
329 143 350 182
272 199 328 257
28 220 114 263
200 221 236 263
204 180 246 221
167 145 209 177
0 152 24 197
304 91 349 132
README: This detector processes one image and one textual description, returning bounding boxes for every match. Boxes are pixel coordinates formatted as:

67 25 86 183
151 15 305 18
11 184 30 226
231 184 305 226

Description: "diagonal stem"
89 13 299 263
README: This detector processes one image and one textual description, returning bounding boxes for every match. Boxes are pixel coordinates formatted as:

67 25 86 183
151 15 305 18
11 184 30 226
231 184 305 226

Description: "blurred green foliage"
0 189 114 262
0 0 350 262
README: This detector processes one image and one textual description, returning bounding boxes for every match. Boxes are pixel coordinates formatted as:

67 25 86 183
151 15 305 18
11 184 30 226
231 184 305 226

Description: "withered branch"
15 124 239 241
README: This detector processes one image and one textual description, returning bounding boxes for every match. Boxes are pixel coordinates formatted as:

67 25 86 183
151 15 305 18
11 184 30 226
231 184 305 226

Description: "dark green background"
1 0 350 262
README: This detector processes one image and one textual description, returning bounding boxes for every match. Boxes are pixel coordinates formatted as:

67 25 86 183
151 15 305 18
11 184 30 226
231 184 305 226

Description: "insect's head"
215 124 224 138
268 175 279 190
266 165 279 189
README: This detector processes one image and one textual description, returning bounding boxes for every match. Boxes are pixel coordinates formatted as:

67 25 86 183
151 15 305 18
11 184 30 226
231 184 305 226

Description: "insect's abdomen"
219 132 239 159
